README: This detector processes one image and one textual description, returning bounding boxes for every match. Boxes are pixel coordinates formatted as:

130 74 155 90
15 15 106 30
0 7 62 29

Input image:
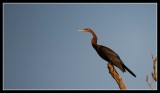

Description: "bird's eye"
84 28 90 30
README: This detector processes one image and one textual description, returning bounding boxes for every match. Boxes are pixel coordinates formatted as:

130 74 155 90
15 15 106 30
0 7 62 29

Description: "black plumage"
79 28 136 77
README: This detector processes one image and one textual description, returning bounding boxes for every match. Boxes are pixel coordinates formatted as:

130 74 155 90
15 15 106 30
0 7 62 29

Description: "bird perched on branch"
78 28 136 77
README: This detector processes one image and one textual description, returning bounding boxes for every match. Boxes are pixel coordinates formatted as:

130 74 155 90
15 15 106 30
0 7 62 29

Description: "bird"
78 28 136 77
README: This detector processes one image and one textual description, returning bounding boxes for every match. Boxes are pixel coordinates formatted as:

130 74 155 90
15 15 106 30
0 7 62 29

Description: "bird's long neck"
90 30 97 46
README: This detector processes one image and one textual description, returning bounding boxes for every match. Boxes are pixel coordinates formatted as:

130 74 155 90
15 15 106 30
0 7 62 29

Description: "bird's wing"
101 46 120 60
100 46 125 72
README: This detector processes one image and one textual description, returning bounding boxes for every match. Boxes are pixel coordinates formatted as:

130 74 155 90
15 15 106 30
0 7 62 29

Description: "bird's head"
78 28 97 45
78 28 92 32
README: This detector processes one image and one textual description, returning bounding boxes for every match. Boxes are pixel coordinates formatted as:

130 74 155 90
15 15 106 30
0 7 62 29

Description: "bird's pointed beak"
78 29 87 32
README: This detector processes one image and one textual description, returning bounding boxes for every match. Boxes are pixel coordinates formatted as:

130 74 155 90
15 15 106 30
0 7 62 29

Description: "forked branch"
146 54 157 90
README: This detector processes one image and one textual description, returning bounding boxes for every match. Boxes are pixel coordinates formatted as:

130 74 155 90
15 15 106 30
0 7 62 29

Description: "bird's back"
92 44 125 72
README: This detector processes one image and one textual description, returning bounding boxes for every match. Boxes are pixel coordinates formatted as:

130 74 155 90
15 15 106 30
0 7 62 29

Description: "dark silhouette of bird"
78 28 136 77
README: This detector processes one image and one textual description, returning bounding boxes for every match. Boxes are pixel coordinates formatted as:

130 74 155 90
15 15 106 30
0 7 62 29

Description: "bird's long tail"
123 64 136 77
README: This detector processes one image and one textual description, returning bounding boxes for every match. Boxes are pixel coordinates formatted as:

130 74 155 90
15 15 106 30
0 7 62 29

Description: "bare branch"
151 54 157 81
108 63 126 90
146 74 154 90
146 54 157 90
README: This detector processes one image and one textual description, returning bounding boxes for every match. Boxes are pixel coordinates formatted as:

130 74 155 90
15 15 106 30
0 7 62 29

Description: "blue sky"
3 3 157 90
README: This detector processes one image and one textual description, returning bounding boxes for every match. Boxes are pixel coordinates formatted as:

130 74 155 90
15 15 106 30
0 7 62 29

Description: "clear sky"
3 3 157 90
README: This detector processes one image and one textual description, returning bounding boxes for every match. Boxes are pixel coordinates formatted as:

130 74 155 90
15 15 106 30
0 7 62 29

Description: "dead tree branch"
108 63 126 90
151 54 157 81
146 54 157 90
146 74 154 90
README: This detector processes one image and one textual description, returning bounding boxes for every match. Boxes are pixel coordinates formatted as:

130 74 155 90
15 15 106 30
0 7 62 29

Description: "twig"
151 54 157 81
146 74 154 90
146 54 157 90
108 63 126 90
